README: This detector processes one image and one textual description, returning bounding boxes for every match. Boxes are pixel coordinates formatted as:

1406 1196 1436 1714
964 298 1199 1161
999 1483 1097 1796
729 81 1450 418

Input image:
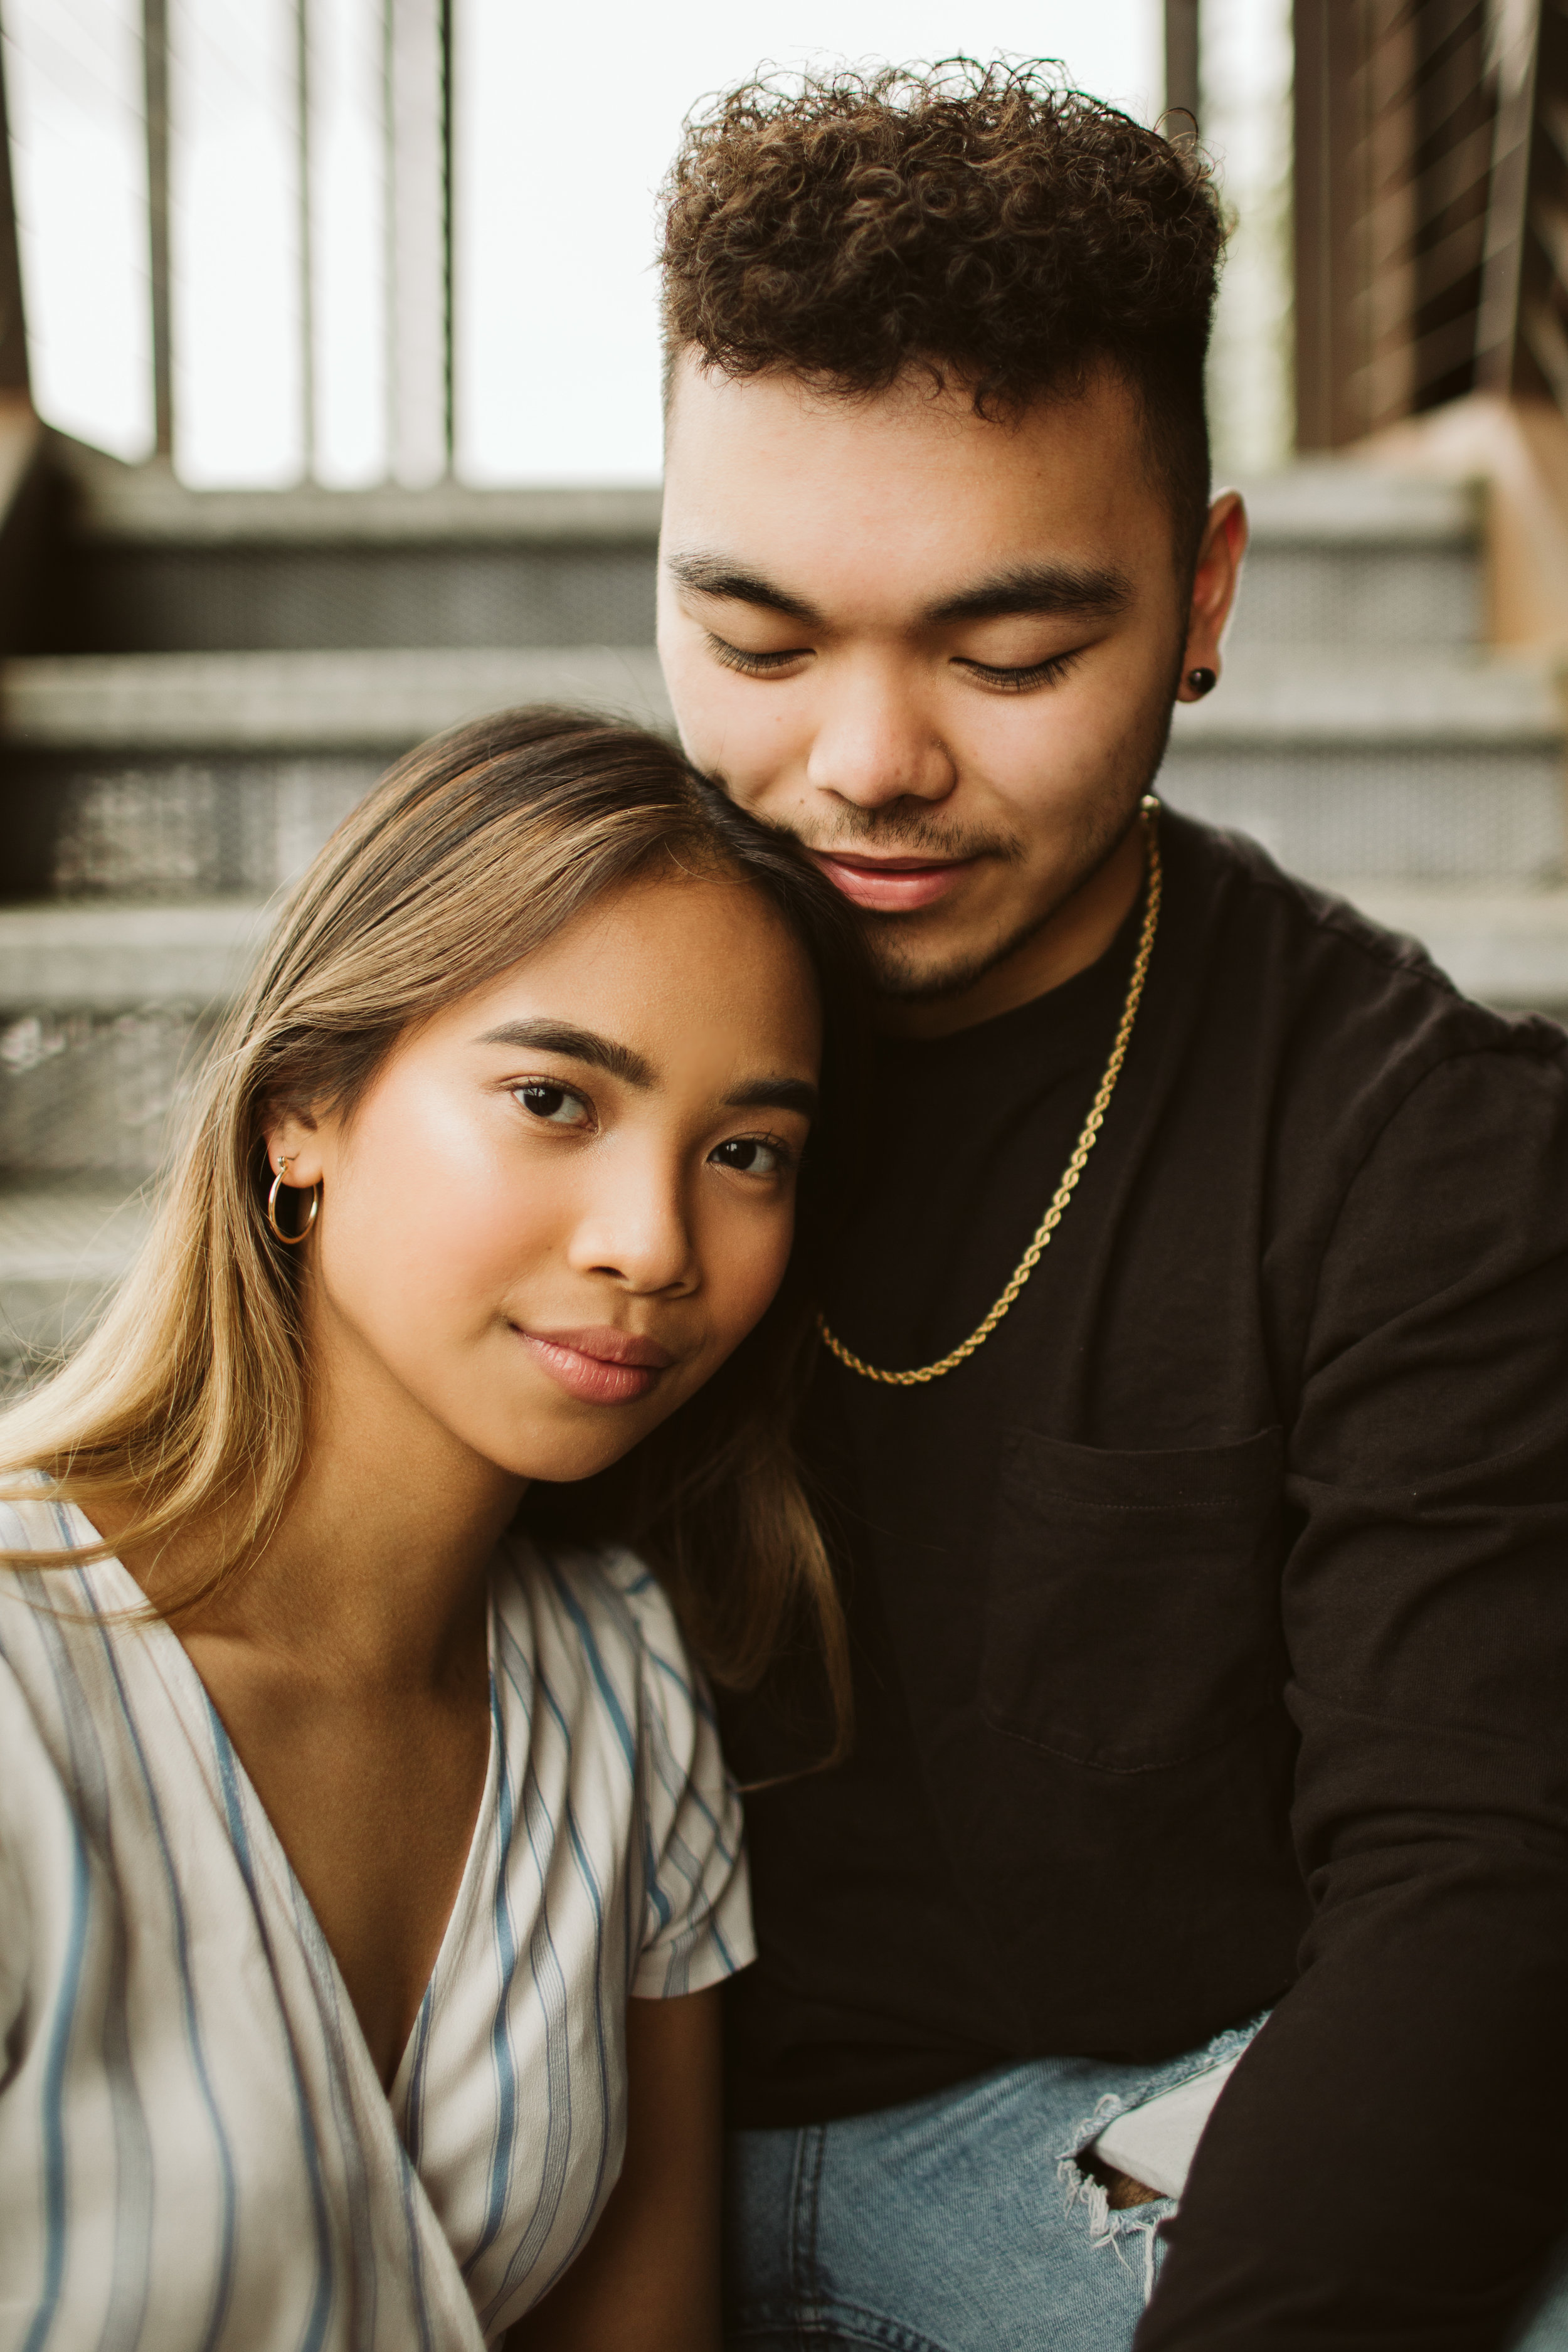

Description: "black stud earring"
1185 667 1217 697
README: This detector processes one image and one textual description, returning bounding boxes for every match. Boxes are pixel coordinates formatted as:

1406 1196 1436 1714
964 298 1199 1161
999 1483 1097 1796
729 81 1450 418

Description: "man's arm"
1139 1043 1568 2351
506 1988 723 2352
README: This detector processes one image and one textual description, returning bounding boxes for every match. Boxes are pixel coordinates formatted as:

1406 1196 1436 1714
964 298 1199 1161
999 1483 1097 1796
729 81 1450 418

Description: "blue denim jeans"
724 2024 1568 2351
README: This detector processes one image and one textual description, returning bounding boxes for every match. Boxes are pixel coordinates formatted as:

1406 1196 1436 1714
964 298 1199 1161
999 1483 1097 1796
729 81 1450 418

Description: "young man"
654 64 1568 2352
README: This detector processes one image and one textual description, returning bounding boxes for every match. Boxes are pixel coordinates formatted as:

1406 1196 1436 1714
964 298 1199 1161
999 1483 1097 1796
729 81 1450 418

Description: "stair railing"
133 0 452 484
1293 0 1568 450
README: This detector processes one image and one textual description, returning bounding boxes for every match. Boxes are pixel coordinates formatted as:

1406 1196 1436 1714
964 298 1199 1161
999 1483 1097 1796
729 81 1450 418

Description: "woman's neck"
114 1296 527 1692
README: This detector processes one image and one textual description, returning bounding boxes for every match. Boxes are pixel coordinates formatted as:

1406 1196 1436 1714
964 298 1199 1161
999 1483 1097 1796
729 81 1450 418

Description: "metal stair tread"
55 442 663 548
0 646 673 751
1319 880 1568 1007
0 899 272 1007
58 443 1468 554
0 1180 150 1282
1170 650 1563 746
1235 465 1479 544
3 646 1554 755
4 880 1568 1024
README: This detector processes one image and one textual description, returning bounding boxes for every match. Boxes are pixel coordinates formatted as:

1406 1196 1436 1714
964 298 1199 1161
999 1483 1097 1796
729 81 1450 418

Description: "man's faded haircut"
659 60 1227 565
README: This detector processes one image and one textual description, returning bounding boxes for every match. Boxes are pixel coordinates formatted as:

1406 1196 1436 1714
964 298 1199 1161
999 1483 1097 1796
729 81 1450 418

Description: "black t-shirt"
718 809 1568 2351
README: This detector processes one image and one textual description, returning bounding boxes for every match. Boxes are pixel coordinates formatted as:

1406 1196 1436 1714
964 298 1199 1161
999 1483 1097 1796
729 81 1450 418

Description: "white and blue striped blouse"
0 1500 753 2351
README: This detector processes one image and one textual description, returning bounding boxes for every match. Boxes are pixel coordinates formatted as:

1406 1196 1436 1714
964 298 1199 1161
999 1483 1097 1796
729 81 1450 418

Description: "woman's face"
268 872 822 1486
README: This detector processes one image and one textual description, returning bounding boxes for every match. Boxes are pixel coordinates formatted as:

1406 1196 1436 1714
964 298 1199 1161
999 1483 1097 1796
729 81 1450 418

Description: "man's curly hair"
660 61 1226 558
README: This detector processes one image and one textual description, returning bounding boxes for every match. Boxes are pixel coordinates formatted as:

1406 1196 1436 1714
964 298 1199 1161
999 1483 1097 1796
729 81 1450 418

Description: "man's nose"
804 661 957 813
566 1155 699 1296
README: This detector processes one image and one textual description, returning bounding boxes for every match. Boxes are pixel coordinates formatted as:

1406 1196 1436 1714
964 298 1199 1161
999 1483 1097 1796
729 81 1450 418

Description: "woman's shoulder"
497 1529 686 1656
493 1532 714 1755
0 1487 79 1556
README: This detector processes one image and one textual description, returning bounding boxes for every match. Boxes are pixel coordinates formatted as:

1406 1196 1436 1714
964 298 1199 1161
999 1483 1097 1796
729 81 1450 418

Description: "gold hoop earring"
267 1156 320 1246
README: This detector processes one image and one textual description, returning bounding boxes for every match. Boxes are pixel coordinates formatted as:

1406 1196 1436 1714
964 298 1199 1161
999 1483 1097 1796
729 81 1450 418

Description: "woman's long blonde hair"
0 707 861 1732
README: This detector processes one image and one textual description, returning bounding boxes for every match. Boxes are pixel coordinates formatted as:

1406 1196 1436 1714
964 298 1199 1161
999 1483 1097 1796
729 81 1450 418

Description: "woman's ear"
263 1108 326 1189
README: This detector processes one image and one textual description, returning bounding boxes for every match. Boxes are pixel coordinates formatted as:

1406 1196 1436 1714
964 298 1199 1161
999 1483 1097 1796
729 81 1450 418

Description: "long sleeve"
1139 1045 1568 2350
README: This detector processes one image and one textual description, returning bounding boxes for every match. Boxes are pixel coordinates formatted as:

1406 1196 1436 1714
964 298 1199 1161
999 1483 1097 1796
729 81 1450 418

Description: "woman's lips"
807 850 972 911
521 1325 674 1407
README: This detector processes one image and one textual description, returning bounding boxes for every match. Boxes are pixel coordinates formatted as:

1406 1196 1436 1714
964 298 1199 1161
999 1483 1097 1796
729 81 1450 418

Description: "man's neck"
878 816 1148 1041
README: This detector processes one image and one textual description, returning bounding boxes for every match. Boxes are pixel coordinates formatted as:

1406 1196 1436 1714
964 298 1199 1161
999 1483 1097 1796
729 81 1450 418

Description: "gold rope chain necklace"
815 795 1163 1388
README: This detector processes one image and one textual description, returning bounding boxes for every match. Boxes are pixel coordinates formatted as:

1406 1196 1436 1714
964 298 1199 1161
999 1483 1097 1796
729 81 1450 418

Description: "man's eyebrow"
926 563 1133 625
475 1019 654 1088
725 1076 818 1118
666 551 824 627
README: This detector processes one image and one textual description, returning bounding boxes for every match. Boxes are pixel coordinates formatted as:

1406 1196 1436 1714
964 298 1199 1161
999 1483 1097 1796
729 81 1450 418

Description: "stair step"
1163 652 1565 882
1239 467 1478 542
0 899 268 1007
43 443 1483 659
64 458 664 549
0 645 671 751
4 881 1563 1033
6 646 1560 906
1 879 1565 1196
0 1179 149 1368
45 443 664 656
1222 467 1481 654
3 888 1567 1315
0 649 673 899
1334 881 1568 1013
1176 650 1559 743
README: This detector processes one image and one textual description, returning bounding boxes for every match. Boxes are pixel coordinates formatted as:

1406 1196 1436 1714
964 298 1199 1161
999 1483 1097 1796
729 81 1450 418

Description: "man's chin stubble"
861 793 1147 1005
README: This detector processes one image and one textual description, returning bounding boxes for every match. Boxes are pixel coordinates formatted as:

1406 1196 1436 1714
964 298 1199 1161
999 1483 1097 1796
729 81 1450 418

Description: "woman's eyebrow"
726 1076 818 1117
477 1022 816 1116
476 1019 654 1087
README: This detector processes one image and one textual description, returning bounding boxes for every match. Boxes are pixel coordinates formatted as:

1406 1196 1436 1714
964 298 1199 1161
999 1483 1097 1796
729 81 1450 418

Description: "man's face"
658 352 1244 1011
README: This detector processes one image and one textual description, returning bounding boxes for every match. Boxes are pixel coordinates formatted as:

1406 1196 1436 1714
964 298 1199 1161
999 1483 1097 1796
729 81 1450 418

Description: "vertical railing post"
441 0 453 470
142 0 173 460
384 0 451 485
297 0 315 479
1165 0 1201 135
1476 0 1543 398
1291 0 1365 449
0 35 29 395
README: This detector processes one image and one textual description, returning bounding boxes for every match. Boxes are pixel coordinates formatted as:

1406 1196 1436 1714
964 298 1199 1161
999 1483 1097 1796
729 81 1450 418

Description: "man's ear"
1176 491 1248 701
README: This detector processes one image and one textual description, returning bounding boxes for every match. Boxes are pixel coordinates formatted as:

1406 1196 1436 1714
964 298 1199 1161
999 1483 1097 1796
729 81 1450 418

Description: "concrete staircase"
0 441 1562 1372
1170 465 1568 997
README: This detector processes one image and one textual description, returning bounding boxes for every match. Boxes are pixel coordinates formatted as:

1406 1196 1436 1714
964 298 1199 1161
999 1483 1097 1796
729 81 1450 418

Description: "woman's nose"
566 1158 698 1295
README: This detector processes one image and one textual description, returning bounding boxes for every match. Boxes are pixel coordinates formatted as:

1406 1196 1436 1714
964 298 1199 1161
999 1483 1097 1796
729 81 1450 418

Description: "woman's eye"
710 1135 792 1177
515 1081 593 1130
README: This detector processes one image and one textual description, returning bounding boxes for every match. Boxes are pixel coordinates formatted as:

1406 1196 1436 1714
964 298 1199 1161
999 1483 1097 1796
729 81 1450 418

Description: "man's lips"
807 849 975 912
521 1325 675 1406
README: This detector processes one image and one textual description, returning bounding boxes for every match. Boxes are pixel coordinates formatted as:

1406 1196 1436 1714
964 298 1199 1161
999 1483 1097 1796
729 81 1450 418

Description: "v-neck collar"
70 1515 504 2109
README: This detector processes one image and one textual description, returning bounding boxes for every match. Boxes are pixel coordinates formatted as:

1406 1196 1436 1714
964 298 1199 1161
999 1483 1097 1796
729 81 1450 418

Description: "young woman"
0 709 861 2352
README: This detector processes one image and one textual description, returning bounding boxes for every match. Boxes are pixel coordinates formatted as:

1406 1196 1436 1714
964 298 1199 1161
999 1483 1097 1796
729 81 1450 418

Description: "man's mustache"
699 772 1026 867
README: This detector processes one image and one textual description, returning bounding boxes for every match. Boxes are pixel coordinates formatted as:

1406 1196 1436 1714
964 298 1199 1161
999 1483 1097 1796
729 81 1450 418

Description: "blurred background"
0 0 1566 1368
4 0 1290 484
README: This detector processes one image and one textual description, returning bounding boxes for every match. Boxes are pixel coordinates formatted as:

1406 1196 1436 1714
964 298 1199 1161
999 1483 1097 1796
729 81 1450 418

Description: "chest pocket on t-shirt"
980 1425 1286 1771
